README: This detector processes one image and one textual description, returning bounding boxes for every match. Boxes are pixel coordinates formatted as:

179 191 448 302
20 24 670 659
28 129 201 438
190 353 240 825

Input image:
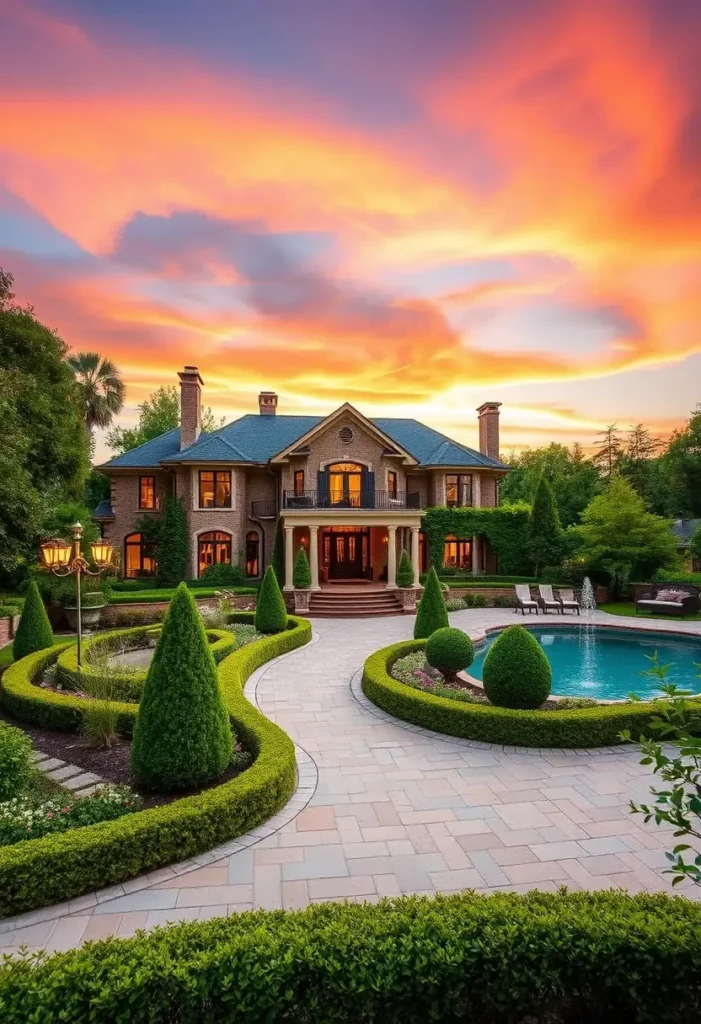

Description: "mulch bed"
0 708 248 808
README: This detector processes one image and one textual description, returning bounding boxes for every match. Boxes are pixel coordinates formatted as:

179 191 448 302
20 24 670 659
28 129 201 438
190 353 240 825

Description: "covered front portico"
281 511 422 591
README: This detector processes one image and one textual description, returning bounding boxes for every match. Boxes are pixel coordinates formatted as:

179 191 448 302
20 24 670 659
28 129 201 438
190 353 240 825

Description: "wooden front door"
326 529 369 579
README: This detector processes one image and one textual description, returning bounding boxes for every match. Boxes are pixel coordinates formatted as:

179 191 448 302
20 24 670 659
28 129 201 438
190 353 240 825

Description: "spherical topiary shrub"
131 583 233 791
12 580 54 662
255 565 288 634
425 627 475 683
292 546 312 589
482 626 552 710
0 721 32 801
414 567 449 639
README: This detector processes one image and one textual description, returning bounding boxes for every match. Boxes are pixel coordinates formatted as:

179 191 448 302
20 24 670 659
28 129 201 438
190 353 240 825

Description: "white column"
284 525 294 590
472 473 482 508
309 525 320 590
472 534 481 576
387 525 397 588
410 526 420 587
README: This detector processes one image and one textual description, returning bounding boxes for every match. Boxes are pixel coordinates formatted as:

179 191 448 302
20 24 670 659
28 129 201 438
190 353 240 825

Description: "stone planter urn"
397 587 419 613
293 589 311 614
63 604 106 631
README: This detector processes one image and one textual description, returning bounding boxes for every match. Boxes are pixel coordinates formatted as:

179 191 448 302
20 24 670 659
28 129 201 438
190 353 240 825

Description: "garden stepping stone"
32 752 107 795
37 757 66 772
64 772 102 792
45 764 87 782
30 750 50 763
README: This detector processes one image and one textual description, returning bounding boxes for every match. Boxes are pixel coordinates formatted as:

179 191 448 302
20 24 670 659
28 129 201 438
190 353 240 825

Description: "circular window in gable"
339 426 354 444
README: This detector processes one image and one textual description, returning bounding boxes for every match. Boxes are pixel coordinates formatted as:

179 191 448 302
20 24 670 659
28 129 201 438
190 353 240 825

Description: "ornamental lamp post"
39 522 113 668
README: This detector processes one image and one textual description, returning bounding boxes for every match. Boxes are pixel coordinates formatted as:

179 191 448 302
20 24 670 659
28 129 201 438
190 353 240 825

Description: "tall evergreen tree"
13 580 54 661
527 475 563 577
157 496 188 586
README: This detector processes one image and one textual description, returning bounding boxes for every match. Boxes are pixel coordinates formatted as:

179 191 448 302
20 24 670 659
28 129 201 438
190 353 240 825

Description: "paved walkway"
2 609 701 955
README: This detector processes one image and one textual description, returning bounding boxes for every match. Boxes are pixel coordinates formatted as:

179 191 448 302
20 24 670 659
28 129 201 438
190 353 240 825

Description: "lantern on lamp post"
39 522 113 667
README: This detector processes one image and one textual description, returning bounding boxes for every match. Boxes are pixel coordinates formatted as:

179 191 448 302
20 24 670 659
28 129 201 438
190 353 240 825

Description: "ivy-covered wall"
421 503 531 575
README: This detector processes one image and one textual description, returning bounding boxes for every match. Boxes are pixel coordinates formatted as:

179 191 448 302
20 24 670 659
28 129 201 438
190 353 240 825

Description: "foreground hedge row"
56 625 237 702
362 640 701 748
1 891 699 1022
0 615 310 917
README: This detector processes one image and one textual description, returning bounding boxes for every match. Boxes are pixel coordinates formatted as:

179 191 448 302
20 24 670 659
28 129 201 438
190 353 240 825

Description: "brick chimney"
178 366 203 449
258 391 278 416
477 402 501 461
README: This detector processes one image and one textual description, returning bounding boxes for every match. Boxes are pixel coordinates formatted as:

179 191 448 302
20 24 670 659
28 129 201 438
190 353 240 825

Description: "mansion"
96 367 509 590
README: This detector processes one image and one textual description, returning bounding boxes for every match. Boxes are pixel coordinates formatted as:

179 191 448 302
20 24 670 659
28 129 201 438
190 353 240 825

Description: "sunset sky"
2 0 700 461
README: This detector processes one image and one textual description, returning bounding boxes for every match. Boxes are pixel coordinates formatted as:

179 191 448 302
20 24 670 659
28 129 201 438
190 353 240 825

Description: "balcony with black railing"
282 489 422 511
250 499 277 519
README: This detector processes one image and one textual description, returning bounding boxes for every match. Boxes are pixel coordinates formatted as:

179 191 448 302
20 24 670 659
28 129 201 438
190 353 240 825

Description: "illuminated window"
444 533 471 569
124 533 157 578
199 471 231 508
387 471 398 499
445 474 472 508
294 470 305 495
245 531 260 577
138 476 155 509
198 531 232 576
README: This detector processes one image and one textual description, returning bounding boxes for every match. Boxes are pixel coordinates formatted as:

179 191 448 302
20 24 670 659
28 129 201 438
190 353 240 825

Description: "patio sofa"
635 583 700 618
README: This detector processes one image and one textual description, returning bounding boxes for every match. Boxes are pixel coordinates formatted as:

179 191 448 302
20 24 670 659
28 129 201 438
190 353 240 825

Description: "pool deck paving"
2 608 700 955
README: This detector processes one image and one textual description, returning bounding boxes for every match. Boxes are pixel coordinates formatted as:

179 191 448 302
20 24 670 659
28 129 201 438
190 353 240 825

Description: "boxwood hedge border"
1 891 700 1023
362 639 701 748
0 614 311 918
55 625 238 702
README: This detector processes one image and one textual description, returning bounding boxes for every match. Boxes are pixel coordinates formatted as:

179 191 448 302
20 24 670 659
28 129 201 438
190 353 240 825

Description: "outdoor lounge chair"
537 584 562 614
556 588 580 615
514 584 539 614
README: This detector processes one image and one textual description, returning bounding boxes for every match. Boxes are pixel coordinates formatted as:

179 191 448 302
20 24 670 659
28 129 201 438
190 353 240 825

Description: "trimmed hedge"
56 625 237 703
362 639 701 748
482 625 552 709
0 615 311 917
1 891 700 1022
12 580 53 662
0 721 32 802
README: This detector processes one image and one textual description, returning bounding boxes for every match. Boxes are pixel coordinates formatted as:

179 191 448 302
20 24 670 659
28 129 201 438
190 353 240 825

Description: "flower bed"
0 614 311 917
0 786 140 847
363 639 701 748
1 891 700 1023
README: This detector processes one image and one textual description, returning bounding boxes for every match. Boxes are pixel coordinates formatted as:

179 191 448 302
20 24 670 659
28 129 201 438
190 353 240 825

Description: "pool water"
468 626 701 701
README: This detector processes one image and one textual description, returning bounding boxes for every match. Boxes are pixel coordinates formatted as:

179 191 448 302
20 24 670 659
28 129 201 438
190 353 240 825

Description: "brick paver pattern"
2 608 700 955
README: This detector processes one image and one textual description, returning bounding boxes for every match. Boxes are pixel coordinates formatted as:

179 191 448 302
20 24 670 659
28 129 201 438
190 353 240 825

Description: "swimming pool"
468 626 701 701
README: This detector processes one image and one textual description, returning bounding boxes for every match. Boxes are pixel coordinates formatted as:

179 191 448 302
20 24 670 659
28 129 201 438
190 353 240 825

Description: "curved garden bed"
55 624 238 702
362 639 701 749
0 614 311 917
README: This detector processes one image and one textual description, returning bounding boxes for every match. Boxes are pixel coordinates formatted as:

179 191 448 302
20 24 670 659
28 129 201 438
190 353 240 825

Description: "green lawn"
599 602 701 622
0 644 15 668
108 585 258 604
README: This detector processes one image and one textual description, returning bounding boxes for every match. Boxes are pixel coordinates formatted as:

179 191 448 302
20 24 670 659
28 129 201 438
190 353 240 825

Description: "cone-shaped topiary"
254 565 288 634
12 581 54 661
482 625 551 709
414 567 449 639
293 546 312 589
131 583 232 791
426 626 474 682
396 549 415 588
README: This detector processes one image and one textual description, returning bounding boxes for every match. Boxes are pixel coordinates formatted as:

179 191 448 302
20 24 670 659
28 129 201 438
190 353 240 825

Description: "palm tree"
68 352 126 457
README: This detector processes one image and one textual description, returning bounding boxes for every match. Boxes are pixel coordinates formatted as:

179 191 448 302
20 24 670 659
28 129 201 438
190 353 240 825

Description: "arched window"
124 533 157 578
198 531 232 577
245 531 260 578
444 534 471 570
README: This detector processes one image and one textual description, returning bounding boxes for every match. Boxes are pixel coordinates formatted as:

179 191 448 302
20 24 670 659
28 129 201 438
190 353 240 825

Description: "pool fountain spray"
579 577 597 688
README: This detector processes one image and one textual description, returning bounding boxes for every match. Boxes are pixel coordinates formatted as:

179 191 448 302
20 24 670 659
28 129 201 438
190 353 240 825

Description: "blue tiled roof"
671 519 700 546
101 414 507 471
93 499 114 518
98 427 182 469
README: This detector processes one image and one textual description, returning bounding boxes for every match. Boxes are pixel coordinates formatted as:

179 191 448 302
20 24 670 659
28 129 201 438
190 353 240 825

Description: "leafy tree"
157 496 188 586
68 352 125 456
617 424 666 512
396 549 415 588
131 583 233 791
293 547 311 589
501 443 600 528
569 475 679 596
13 580 54 661
662 406 701 519
414 567 449 639
106 385 223 455
690 522 701 567
592 424 624 480
527 475 563 577
85 470 110 512
0 377 42 576
255 566 288 634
